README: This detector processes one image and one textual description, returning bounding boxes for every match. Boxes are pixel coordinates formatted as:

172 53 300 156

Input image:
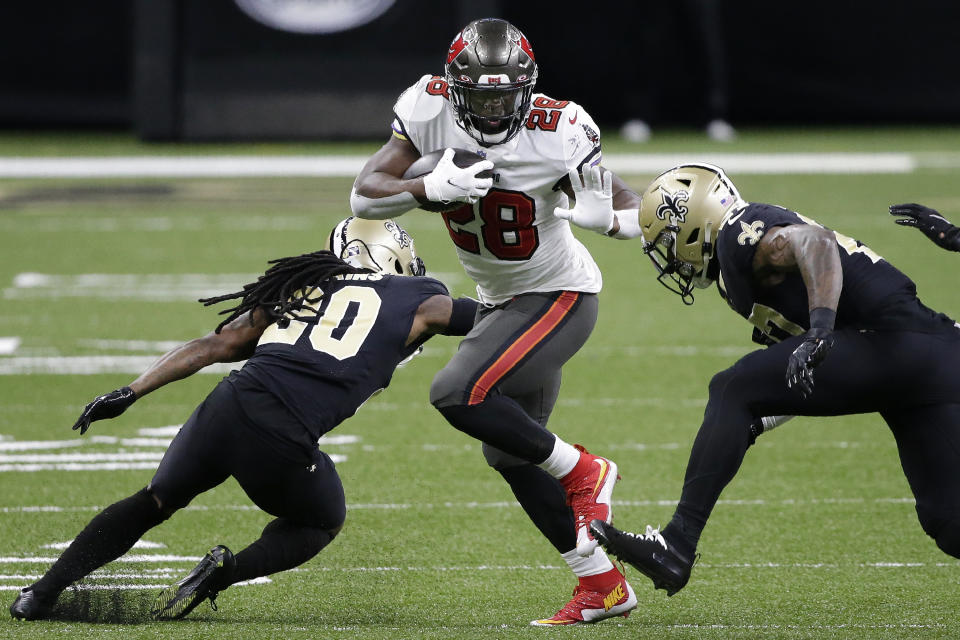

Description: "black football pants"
150 378 346 531
672 325 960 554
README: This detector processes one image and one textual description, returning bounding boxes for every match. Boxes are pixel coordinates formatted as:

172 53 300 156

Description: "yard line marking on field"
43 539 165 550
0 153 922 178
0 356 237 375
0 439 86 452
0 554 202 563
0 337 20 355
0 462 161 472
0 496 919 513
0 452 164 463
602 152 915 174
0 577 271 591
78 339 185 352
0 454 346 472
5 272 259 301
137 426 183 437
292 561 958 573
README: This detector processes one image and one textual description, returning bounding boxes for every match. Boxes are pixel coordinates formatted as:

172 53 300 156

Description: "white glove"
422 148 494 205
553 165 615 234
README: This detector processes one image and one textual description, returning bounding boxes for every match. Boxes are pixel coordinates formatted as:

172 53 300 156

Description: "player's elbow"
204 330 253 363
349 186 372 219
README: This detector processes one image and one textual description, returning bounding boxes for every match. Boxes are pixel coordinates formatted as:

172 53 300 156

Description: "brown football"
402 148 492 212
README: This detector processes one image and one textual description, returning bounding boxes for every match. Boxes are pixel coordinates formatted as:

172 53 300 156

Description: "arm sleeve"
350 187 420 220
440 297 479 336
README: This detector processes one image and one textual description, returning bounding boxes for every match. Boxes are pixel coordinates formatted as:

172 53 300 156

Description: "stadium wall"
0 0 956 139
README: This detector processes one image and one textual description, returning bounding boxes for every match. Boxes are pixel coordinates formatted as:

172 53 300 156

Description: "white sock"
537 437 581 479
562 547 614 578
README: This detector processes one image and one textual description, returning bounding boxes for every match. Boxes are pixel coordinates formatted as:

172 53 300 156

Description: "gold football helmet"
326 217 426 276
639 163 745 304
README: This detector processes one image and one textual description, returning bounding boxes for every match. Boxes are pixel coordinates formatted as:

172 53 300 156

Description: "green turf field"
1 128 959 639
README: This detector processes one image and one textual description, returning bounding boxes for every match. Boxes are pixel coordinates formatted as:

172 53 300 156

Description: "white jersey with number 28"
392 74 603 304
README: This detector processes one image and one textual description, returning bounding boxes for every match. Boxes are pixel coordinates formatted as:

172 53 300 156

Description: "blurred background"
2 0 958 141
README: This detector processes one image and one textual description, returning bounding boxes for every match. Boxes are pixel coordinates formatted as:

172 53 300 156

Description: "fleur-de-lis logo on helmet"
656 189 689 223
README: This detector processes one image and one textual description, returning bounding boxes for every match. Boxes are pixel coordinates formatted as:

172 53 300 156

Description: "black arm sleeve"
946 227 960 252
440 297 479 336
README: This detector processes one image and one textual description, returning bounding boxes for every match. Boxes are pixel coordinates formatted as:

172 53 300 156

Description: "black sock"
230 518 334 584
31 488 168 600
664 512 701 556
437 396 556 463
498 464 576 553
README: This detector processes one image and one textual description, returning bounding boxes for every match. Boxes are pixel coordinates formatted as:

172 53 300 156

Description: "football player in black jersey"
584 164 960 596
890 203 960 252
10 217 480 621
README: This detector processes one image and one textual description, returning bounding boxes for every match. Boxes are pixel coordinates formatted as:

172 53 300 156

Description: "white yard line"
0 153 927 178
0 496 919 513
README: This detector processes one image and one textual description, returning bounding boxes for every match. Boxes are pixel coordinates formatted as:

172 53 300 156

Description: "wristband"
610 208 642 239
809 307 836 331
441 297 479 336
945 226 960 252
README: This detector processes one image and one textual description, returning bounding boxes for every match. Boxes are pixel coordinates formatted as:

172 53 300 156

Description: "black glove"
889 203 960 251
72 386 137 435
785 328 833 398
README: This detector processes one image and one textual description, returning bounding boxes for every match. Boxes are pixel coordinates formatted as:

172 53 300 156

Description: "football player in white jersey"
351 18 643 626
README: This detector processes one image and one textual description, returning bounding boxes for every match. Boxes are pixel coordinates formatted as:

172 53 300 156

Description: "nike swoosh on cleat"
591 459 608 496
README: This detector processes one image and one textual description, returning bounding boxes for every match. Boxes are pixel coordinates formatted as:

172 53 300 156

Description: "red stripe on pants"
467 292 580 405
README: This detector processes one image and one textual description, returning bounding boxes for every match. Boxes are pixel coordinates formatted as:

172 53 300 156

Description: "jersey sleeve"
559 101 603 172
719 203 801 275
417 276 450 298
391 74 447 155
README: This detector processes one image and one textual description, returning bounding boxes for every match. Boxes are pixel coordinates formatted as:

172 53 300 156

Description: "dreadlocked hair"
199 250 370 333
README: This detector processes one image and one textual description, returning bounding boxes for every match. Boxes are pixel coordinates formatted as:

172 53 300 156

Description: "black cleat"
590 520 693 596
10 588 55 621
151 545 235 620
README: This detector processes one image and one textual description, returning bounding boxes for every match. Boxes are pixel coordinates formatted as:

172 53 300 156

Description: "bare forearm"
128 337 226 398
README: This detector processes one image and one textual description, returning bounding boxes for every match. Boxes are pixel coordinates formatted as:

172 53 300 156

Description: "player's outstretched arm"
755 225 841 397
889 203 960 252
71 308 270 435
408 295 479 344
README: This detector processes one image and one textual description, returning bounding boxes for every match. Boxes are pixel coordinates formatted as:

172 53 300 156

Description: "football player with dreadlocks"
582 164 960 597
10 218 480 622
350 17 644 625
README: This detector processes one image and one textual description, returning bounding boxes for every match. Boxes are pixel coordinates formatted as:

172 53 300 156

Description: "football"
403 148 492 212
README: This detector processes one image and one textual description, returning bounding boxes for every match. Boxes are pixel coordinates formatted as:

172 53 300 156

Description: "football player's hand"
422 148 494 205
553 165 615 234
72 387 137 435
785 329 833 398
889 203 960 250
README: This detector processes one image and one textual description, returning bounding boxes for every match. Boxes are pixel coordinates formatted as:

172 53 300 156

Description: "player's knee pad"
137 487 174 524
143 485 180 520
481 442 526 471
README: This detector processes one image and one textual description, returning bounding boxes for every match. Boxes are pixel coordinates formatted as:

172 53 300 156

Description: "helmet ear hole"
686 227 700 244
394 259 403 274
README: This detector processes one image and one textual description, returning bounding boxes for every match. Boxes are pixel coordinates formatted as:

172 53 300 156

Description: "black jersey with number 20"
230 273 448 440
